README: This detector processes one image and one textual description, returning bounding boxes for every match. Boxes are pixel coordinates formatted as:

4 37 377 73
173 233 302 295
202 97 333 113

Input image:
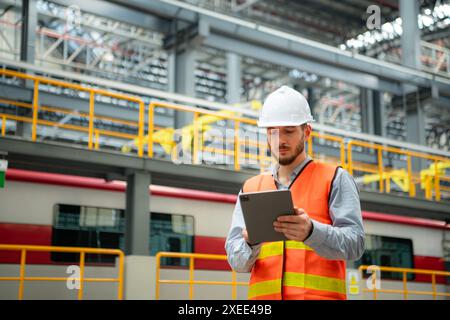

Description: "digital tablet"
240 189 295 245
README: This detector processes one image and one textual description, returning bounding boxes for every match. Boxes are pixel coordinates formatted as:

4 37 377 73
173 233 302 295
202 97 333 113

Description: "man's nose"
269 130 288 144
277 133 289 144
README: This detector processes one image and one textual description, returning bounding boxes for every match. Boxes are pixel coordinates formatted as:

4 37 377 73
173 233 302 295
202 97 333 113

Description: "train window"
51 204 125 263
149 212 194 267
352 234 415 281
52 204 194 266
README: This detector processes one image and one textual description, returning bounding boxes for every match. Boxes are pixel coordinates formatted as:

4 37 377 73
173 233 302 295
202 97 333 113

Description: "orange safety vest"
242 160 347 300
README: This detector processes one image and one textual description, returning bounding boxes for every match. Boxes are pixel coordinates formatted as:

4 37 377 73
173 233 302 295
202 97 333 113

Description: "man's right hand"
242 228 249 242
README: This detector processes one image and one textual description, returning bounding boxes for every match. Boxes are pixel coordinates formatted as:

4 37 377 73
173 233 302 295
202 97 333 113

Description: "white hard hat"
257 85 314 128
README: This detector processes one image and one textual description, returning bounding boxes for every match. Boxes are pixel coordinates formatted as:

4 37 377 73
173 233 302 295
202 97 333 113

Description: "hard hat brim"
257 120 314 128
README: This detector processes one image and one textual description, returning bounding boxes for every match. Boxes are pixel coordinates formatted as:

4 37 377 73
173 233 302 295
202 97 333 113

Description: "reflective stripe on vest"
243 160 347 300
258 241 313 260
249 273 347 299
258 241 283 259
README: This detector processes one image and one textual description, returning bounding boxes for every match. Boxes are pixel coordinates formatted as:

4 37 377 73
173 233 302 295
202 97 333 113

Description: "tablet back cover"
240 190 295 245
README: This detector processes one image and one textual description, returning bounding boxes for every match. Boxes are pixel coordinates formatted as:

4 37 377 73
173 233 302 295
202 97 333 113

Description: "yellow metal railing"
348 140 449 201
0 98 165 150
155 252 247 300
0 69 146 157
309 132 346 168
0 68 449 201
358 265 450 300
0 244 124 300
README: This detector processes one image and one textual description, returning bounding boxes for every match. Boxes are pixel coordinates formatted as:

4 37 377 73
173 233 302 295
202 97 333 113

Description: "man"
225 86 365 300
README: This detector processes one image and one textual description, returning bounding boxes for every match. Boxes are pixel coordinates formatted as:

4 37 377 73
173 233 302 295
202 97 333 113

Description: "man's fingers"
273 221 299 231
281 229 300 240
274 226 303 241
242 228 248 241
284 232 298 241
294 207 306 215
277 215 303 223
274 225 300 236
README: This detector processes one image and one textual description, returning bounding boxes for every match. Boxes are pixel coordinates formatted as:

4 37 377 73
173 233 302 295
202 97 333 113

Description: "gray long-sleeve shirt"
225 155 365 273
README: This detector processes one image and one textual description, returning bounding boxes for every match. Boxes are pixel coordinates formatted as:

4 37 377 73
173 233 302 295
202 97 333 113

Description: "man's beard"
270 137 305 165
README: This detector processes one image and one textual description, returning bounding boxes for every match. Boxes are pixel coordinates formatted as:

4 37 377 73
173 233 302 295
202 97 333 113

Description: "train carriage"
0 169 448 300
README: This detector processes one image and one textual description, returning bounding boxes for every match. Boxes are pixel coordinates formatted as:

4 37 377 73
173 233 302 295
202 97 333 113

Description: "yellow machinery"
360 161 449 199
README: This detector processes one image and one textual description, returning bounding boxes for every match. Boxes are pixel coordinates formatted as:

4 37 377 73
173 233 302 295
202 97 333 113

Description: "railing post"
372 270 377 300
147 102 154 158
31 80 39 141
431 274 437 300
138 100 145 157
347 142 353 175
189 256 194 300
78 252 85 300
88 91 95 149
434 160 441 201
402 272 408 300
340 141 346 169
231 270 237 300
117 252 124 300
234 121 240 171
407 155 415 197
1 115 5 136
193 112 199 165
18 249 26 300
155 253 161 300
377 147 384 193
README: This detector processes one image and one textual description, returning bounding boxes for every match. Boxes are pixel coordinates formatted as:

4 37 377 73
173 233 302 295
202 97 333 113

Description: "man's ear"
303 124 312 139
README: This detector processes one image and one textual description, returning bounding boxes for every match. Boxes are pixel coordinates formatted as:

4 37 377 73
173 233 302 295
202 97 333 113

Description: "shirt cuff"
246 241 262 253
303 219 329 249
241 241 262 266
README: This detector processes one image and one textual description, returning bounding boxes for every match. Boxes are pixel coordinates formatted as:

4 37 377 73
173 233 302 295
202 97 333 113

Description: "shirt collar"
271 155 312 186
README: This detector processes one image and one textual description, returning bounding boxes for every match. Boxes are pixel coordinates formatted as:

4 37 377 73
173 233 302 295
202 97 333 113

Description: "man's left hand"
273 207 313 242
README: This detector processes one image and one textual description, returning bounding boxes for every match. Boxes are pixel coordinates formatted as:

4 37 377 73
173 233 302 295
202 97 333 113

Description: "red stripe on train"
194 236 230 270
0 223 52 264
0 223 447 284
6 169 236 204
414 256 447 284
